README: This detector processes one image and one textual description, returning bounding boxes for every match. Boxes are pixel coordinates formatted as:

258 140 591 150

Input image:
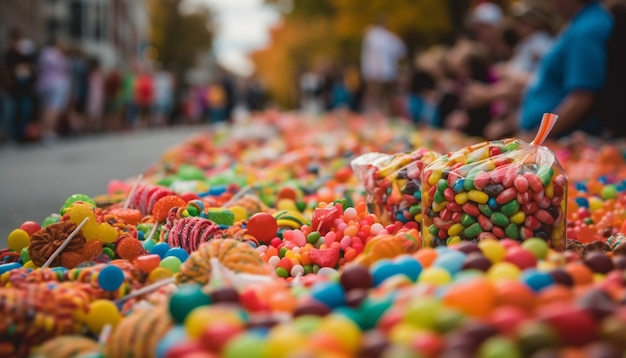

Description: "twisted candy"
164 217 223 253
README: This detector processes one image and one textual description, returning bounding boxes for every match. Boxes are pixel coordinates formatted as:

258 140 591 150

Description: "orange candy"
152 195 187 223
134 254 161 273
116 238 146 261
109 208 143 226
536 285 574 306
414 248 438 268
443 278 496 317
565 263 594 286
493 280 536 312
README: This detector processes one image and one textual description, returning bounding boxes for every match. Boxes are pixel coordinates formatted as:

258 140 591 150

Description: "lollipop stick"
123 174 143 209
145 221 160 242
41 217 89 269
115 276 176 305
98 324 112 346
221 185 252 208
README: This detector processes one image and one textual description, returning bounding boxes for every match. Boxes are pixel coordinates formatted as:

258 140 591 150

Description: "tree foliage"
252 0 517 107
149 0 213 71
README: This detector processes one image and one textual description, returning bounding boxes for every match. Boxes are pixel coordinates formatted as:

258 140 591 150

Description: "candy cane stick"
41 217 89 269
115 276 176 305
144 221 160 242
221 185 252 208
123 174 144 209
99 324 112 346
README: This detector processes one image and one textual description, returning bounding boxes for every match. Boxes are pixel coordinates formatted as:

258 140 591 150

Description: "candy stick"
98 324 112 346
123 174 143 209
115 276 176 305
531 113 559 146
41 217 89 269
221 185 252 208
145 221 160 242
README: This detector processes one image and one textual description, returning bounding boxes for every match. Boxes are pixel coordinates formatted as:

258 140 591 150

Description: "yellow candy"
448 224 465 237
68 203 118 243
185 306 243 339
418 267 452 286
432 201 448 213
468 190 489 204
7 229 30 252
388 322 422 346
589 196 604 212
84 299 121 334
510 211 526 225
23 261 38 270
478 239 506 263
228 205 248 223
266 324 308 358
148 267 173 283
319 314 361 354
427 170 442 186
455 192 469 205
487 262 521 282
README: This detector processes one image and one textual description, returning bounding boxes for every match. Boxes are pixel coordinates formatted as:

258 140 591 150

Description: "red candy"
247 212 278 244
116 238 147 261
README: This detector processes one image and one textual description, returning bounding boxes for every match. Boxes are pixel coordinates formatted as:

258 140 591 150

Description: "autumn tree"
149 0 214 71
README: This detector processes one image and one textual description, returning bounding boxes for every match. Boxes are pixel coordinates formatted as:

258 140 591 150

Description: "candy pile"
2 111 626 357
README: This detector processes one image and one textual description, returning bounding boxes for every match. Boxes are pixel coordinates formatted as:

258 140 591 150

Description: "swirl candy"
162 217 223 253
352 148 440 227
422 114 567 250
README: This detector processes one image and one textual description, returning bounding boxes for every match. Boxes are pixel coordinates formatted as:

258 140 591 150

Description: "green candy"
537 166 554 186
479 204 493 217
491 212 510 227
222 333 266 358
502 141 520 152
306 231 321 245
464 223 482 239
177 164 206 180
61 194 96 214
461 213 477 226
505 223 519 240
275 267 289 278
501 200 520 216
478 337 522 358
437 179 449 190
206 210 235 226
20 247 30 263
102 247 116 260
409 204 421 216
429 225 440 236
433 190 445 204
279 247 289 258
358 297 393 330
168 284 211 324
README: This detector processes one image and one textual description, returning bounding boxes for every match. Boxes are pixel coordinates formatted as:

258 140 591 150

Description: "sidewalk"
0 125 209 248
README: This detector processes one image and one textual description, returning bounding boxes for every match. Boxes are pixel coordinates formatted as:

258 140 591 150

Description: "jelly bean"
490 213 509 227
514 175 529 193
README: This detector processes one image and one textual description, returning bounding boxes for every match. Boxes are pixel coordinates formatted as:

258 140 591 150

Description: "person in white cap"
470 2 506 62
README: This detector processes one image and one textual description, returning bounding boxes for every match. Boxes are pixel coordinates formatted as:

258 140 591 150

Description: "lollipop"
104 305 172 358
28 221 86 268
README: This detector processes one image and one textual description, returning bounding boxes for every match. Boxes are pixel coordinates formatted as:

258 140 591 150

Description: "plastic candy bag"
421 113 567 250
351 148 441 227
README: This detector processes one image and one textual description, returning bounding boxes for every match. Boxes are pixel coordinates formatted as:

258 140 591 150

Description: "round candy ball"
8 229 30 252
19 221 41 236
246 213 278 243
165 247 189 262
97 265 125 292
84 299 121 334
310 281 346 309
169 284 211 324
151 242 172 259
222 332 266 358
160 256 182 273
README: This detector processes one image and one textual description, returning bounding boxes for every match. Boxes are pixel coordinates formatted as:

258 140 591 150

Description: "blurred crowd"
2 0 626 146
297 0 626 140
0 30 269 145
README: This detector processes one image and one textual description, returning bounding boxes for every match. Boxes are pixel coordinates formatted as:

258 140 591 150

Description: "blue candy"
165 247 189 262
151 242 171 259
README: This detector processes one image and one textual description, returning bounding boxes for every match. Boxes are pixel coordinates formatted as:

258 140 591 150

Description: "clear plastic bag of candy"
421 114 567 250
351 148 441 226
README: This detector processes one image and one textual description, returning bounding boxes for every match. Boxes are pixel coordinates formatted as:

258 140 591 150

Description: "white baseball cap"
472 2 504 26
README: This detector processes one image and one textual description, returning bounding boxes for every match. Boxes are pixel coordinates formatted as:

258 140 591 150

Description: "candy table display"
3 111 626 357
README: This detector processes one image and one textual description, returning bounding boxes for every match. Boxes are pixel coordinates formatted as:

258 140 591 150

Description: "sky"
189 0 283 76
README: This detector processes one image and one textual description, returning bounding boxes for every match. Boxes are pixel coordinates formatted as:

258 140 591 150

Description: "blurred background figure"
152 65 174 127
85 57 104 133
465 0 555 139
2 28 37 143
133 65 154 129
360 14 407 117
518 0 614 138
469 2 507 64
36 36 70 143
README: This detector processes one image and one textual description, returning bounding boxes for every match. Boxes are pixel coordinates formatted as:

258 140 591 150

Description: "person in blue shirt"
519 0 614 137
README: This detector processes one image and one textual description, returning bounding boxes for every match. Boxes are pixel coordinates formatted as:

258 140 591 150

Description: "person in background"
85 57 104 133
103 67 122 131
133 65 154 129
2 28 37 142
36 36 71 143
597 0 626 138
469 2 508 64
518 0 614 138
360 14 407 117
465 1 554 139
67 47 89 135
404 70 441 128
152 66 174 127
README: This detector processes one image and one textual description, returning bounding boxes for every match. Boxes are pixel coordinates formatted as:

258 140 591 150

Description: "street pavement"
0 125 210 249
